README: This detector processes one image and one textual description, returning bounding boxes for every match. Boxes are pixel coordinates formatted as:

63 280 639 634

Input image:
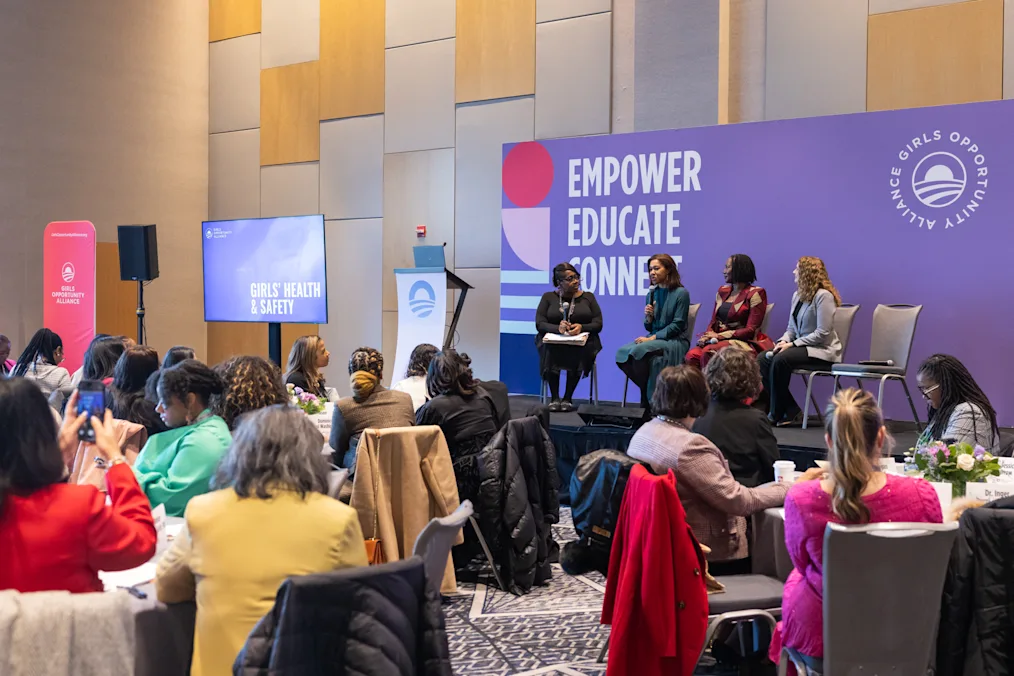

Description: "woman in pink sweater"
771 389 942 666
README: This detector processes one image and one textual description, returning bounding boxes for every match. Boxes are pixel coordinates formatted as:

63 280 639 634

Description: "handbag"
363 433 387 565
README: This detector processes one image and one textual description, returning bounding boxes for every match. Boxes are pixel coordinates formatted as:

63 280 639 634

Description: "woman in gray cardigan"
758 257 842 427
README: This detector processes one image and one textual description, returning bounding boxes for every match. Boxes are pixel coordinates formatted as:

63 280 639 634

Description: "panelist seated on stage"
535 262 603 412
0 382 156 593
685 254 773 369
759 256 842 427
915 354 1000 454
615 253 690 410
283 335 331 400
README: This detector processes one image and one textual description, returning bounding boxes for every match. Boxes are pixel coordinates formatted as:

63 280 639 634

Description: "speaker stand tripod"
135 281 146 344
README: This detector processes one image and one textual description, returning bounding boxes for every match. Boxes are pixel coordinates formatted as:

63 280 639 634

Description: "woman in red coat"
0 380 156 593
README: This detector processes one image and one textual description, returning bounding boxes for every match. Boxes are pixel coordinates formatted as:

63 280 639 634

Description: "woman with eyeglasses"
535 262 603 412
915 354 999 453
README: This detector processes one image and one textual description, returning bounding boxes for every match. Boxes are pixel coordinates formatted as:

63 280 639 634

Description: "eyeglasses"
560 275 579 283
918 384 940 399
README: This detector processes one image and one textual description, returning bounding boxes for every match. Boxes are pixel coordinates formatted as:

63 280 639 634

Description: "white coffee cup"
774 460 797 484
879 457 898 475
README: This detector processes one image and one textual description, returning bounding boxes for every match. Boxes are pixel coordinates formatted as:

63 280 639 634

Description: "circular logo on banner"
408 280 436 318
205 229 213 239
62 262 75 283
889 130 988 232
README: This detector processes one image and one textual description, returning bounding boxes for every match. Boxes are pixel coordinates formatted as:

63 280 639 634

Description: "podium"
392 246 473 381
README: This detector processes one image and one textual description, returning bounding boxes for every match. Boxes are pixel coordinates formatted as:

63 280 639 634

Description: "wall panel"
452 267 500 381
537 0 611 23
867 0 1002 111
385 39 456 153
210 0 260 42
870 0 971 13
612 0 635 133
261 61 320 165
1006 0 1014 99
721 0 766 124
207 322 268 365
455 0 536 103
320 115 384 220
320 0 386 120
261 0 320 68
210 129 260 220
210 34 260 133
261 162 320 217
96 243 138 339
281 324 319 362
386 0 455 48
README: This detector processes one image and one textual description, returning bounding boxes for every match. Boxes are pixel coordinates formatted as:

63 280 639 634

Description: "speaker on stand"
117 224 159 344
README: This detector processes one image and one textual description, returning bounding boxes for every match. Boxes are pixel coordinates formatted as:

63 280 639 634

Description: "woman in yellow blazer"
155 405 368 676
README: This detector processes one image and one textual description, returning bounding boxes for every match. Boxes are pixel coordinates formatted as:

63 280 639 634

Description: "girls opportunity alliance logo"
889 130 988 231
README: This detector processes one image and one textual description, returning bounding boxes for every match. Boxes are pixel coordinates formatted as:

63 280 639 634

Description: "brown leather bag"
363 437 386 565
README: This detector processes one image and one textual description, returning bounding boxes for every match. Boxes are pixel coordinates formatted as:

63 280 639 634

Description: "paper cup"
774 460 797 484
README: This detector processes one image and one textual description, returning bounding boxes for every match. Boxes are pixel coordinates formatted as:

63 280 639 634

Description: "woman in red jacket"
0 380 157 593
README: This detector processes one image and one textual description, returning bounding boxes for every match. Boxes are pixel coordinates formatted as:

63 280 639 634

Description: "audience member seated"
12 328 72 397
211 355 289 431
330 347 415 475
392 342 438 411
283 335 331 399
759 256 842 427
417 350 500 507
155 405 367 676
916 354 1000 454
771 389 942 667
535 262 603 412
686 253 773 369
68 333 110 387
693 347 779 487
477 377 511 429
0 383 156 593
80 335 127 386
134 359 231 517
0 334 13 376
615 253 691 410
110 346 166 438
163 345 196 369
626 365 813 575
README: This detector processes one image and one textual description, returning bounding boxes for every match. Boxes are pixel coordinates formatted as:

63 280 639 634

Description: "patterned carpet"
445 507 611 676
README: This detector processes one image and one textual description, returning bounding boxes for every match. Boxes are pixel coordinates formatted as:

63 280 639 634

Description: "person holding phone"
0 383 156 593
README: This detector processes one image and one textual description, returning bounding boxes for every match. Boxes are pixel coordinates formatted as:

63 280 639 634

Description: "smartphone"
76 380 107 442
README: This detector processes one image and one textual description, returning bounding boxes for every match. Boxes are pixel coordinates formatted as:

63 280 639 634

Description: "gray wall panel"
537 0 611 23
260 162 320 217
452 267 501 381
381 310 399 386
210 129 260 220
765 0 867 120
870 0 970 13
612 0 635 134
634 0 718 131
455 98 534 269
210 34 260 133
320 115 384 220
385 39 456 153
261 0 320 68
728 0 766 123
535 13 612 139
320 218 384 396
382 149 455 312
386 0 455 48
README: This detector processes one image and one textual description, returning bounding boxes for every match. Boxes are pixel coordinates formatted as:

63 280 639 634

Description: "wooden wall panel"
210 0 261 42
867 0 1002 111
456 0 536 103
96 243 138 339
281 324 319 365
261 61 321 165
207 322 269 366
320 0 385 120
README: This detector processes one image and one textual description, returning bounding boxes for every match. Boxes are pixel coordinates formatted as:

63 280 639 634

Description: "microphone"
562 301 571 323
646 284 658 315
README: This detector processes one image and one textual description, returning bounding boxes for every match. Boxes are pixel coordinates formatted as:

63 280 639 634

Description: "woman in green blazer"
134 360 232 517
615 253 691 411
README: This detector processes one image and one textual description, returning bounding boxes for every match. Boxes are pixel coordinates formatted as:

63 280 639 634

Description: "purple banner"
500 99 1012 424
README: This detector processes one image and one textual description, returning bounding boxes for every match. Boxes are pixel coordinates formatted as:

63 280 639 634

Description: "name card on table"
152 503 167 549
311 402 335 456
966 481 1014 502
929 481 952 515
986 457 1014 483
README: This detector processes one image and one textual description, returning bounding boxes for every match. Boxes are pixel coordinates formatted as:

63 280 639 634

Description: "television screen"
202 215 327 323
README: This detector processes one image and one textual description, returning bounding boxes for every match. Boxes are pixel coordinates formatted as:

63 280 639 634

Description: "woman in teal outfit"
615 253 691 411
133 360 232 517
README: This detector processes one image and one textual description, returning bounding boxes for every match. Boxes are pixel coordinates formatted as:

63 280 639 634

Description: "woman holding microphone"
615 254 691 411
535 263 603 412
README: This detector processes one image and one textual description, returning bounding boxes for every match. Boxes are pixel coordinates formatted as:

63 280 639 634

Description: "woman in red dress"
685 254 773 369
0 380 156 593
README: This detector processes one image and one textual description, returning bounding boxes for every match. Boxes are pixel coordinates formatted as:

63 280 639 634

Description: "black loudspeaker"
577 404 647 429
118 224 159 281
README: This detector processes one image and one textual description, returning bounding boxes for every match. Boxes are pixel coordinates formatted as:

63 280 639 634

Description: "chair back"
412 500 473 596
832 304 861 356
868 304 922 370
327 468 349 499
823 521 957 676
687 303 701 339
759 303 775 336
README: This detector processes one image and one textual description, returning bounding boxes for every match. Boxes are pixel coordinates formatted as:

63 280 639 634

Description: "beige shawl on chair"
65 419 147 489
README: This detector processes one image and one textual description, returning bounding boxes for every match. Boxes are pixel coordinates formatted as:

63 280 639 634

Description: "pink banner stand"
43 221 96 374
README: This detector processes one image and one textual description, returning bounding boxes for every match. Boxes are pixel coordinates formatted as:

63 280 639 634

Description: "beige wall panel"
612 0 635 133
538 0 611 23
867 0 1002 111
320 115 385 220
210 34 260 133
260 162 320 217
385 39 456 153
261 0 320 68
320 0 386 120
207 322 268 365
261 61 321 165
210 129 260 221
96 243 139 339
381 311 398 386
451 267 500 381
382 149 455 312
765 0 867 120
281 324 319 362
210 0 260 42
871 0 972 13
726 0 766 124
386 0 455 48
455 0 536 103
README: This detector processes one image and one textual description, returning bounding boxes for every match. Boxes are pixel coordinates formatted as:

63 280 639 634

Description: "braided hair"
348 347 383 402
918 354 998 445
12 328 63 377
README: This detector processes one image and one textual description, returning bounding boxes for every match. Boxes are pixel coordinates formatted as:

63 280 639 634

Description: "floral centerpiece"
287 383 327 416
911 441 1000 498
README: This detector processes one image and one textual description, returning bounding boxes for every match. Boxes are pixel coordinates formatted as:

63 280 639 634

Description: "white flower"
956 454 975 471
290 396 299 406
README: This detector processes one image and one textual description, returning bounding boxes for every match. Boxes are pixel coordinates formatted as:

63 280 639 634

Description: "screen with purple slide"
202 215 327 323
